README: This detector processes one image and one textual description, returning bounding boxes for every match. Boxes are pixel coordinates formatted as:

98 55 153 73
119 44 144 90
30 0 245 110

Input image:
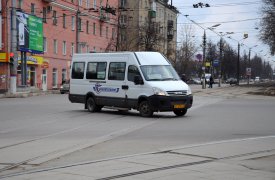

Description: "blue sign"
213 60 219 67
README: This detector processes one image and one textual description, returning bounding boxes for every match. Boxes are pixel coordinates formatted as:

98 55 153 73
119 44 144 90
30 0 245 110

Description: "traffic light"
9 52 14 65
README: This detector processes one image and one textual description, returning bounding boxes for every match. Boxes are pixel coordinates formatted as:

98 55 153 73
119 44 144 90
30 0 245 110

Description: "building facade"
0 0 118 93
117 0 178 63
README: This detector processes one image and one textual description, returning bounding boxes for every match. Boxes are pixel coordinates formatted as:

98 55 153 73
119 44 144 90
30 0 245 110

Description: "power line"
177 1 262 9
178 17 262 25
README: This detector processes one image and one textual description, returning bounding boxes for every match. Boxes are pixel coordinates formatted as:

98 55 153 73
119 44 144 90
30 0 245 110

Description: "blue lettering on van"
93 83 119 94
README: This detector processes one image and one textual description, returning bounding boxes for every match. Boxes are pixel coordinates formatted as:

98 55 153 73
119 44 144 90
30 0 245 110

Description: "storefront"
17 55 48 89
0 53 9 93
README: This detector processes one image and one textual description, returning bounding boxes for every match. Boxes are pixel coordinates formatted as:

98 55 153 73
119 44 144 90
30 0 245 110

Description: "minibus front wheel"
173 109 187 116
139 100 154 117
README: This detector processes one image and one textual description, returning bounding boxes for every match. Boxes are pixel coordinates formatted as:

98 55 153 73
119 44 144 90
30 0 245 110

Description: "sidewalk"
1 136 275 179
0 89 60 99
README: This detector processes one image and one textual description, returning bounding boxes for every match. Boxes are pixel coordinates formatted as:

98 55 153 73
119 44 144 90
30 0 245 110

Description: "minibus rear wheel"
173 109 187 116
87 97 101 112
139 100 153 117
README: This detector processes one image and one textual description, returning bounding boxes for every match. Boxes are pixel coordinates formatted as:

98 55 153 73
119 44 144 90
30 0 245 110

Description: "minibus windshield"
140 65 180 81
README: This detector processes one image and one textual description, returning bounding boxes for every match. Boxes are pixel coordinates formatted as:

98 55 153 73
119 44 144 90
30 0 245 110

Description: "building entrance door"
42 69 47 91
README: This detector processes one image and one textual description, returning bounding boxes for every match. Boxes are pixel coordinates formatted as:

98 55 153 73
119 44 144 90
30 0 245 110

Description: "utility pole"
202 30 206 89
76 9 80 53
237 42 240 85
218 37 222 87
10 0 18 94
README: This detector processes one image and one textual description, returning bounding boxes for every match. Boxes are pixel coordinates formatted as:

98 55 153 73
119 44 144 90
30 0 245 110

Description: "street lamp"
218 32 234 87
201 24 221 89
228 34 248 85
247 45 258 84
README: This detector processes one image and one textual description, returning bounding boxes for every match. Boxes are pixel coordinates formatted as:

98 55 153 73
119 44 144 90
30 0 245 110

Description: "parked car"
225 78 237 85
187 78 201 84
255 76 260 82
60 80 70 94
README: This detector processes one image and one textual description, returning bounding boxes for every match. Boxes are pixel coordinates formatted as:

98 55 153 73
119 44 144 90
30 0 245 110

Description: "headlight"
187 86 192 95
152 87 167 96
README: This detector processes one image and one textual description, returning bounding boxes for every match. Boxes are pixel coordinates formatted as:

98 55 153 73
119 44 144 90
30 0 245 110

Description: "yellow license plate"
174 104 185 109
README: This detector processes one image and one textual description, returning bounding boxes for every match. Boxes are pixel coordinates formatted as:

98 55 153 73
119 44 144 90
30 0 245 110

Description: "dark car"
225 78 237 85
60 80 70 94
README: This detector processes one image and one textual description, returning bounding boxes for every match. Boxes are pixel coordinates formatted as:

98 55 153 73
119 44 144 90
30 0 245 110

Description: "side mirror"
134 75 144 85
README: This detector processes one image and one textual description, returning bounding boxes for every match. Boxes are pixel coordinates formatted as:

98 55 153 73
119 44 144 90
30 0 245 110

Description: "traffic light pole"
10 0 18 94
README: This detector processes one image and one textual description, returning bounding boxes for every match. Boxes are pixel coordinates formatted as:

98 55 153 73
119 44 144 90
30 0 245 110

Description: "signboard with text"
16 12 44 54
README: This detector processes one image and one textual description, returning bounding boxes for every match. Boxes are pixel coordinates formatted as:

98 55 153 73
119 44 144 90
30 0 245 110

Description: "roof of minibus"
72 52 171 65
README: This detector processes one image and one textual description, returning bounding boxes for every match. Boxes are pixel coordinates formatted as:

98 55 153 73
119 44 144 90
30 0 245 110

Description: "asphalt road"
0 85 275 177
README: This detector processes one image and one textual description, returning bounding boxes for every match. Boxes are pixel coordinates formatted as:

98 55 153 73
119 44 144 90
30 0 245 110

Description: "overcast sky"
169 0 275 67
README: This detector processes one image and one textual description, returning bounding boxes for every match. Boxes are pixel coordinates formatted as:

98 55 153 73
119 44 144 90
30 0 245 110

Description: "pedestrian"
209 75 214 88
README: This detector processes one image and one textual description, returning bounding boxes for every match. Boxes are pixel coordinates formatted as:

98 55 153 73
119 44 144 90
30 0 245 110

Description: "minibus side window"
86 62 107 80
127 65 141 82
72 62 85 79
108 62 126 80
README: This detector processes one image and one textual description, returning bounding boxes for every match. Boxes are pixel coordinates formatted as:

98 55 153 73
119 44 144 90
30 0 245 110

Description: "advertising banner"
16 12 43 54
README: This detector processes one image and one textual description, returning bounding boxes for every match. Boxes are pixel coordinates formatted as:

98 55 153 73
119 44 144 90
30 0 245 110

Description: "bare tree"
139 21 164 51
177 25 198 76
260 0 275 55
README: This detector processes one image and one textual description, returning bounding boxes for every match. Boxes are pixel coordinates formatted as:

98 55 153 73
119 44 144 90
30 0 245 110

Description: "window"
78 0 82 6
86 62 106 80
93 0 97 9
43 7 47 23
62 69 67 82
86 21 89 34
63 14 66 28
54 39 58 54
62 41 66 55
72 62 85 79
108 62 126 80
86 45 89 53
86 0 90 8
78 18 82 31
120 0 126 8
93 23 96 35
100 25 102 37
112 28 115 40
31 3 35 15
71 43 74 55
43 37 47 52
106 27 108 38
72 16 75 31
53 11 57 25
52 68 58 88
128 65 141 82
120 15 127 25
18 0 23 9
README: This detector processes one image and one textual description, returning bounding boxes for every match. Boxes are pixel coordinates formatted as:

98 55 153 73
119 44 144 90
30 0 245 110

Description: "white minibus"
69 52 193 117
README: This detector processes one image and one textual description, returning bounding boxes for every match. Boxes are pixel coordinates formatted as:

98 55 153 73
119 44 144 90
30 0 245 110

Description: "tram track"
1 136 274 179
0 113 157 174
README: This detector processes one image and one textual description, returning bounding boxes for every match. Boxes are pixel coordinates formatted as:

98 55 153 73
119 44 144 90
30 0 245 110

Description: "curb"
0 90 61 99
